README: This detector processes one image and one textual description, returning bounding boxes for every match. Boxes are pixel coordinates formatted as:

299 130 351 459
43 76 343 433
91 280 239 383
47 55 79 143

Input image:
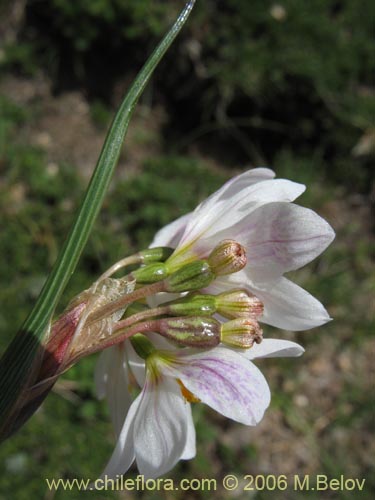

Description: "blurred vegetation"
1 0 374 191
0 1 374 499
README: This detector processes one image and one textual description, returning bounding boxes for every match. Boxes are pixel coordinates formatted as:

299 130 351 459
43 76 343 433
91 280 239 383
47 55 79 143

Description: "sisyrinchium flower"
91 167 334 480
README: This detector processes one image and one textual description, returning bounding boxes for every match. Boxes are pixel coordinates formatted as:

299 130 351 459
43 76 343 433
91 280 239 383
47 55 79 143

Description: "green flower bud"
157 316 221 347
164 260 215 292
208 240 247 276
221 318 263 348
130 334 156 359
132 262 168 283
215 290 264 320
167 294 217 316
140 247 174 263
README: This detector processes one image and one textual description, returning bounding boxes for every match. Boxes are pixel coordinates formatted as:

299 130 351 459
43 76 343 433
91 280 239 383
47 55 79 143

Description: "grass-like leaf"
0 0 195 435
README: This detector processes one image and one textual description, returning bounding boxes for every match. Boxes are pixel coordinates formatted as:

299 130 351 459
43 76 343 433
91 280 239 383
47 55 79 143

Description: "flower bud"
221 318 263 348
164 260 215 292
208 240 247 276
167 294 217 316
215 290 264 320
130 334 156 359
132 262 168 283
156 317 221 347
140 247 174 263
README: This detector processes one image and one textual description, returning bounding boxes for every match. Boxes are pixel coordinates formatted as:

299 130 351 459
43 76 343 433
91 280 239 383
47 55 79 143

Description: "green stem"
0 0 196 436
97 254 142 281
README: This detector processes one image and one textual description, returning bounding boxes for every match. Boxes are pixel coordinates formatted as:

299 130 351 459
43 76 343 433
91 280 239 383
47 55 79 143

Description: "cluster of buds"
95 239 264 355
66 240 264 358
8 239 265 437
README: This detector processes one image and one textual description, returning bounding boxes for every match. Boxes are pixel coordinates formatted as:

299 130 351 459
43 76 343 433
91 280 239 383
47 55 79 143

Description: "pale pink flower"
96 337 303 479
151 168 335 330
95 167 333 480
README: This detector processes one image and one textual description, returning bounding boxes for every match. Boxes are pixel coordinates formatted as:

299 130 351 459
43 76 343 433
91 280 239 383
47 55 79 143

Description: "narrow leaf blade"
0 1 195 434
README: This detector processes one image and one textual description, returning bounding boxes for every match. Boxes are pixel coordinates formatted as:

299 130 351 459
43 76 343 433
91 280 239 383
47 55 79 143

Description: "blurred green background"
0 0 374 498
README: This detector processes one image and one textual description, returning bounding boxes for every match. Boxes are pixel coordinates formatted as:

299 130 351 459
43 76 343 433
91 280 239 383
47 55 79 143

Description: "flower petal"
241 339 305 359
100 394 140 479
162 347 270 425
239 202 335 280
95 345 132 437
134 376 189 479
180 403 196 460
204 271 331 331
180 179 306 251
201 272 247 295
192 169 276 224
200 168 276 209
94 348 111 400
253 277 332 330
150 213 191 248
125 340 146 388
151 169 276 251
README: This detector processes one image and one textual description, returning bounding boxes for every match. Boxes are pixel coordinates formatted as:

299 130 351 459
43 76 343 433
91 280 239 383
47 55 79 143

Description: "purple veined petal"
240 339 305 359
179 179 306 252
191 169 276 223
150 213 191 248
196 179 306 248
161 347 271 426
134 375 189 479
173 169 275 249
180 403 196 460
99 393 140 479
226 177 306 210
205 273 331 332
236 201 335 280
95 345 132 438
150 169 276 259
251 277 332 331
